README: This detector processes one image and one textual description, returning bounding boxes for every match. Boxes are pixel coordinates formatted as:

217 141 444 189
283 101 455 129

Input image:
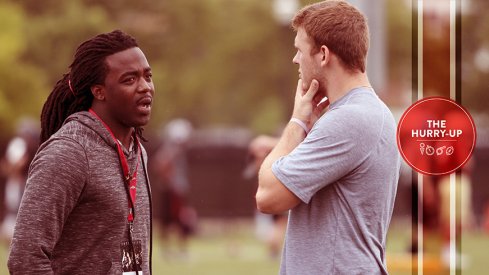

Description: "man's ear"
320 45 330 66
91 85 105 101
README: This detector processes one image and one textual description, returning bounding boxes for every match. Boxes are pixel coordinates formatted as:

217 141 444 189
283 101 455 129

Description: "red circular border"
397 97 476 175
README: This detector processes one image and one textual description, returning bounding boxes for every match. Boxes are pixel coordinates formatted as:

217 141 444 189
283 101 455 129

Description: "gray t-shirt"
272 87 401 275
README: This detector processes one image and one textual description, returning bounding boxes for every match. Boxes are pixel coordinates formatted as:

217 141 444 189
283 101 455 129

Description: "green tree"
12 0 300 135
0 2 47 136
0 0 112 136
20 1 113 85
5 0 424 138
138 0 298 134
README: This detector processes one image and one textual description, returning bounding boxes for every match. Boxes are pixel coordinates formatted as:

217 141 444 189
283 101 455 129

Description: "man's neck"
326 71 371 105
118 134 135 152
90 107 134 149
117 130 135 151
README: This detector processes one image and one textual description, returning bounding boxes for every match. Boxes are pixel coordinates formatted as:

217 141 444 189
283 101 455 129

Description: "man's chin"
134 116 151 128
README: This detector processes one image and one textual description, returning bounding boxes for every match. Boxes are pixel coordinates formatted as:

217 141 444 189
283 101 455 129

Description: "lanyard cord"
89 109 141 274
122 165 139 275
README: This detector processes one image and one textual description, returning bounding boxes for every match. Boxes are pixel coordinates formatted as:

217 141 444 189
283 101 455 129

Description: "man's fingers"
296 79 304 96
304 79 319 100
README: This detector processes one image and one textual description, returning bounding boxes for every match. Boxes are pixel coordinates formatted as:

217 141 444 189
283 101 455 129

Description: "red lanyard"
89 109 140 223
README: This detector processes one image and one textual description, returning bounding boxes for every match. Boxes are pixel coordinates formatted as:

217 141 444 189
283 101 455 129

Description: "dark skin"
90 47 154 149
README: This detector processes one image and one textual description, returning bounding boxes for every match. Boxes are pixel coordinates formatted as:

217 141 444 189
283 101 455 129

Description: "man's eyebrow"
119 67 152 78
119 70 138 79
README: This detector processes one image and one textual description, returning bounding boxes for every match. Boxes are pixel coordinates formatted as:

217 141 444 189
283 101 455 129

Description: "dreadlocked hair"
40 30 146 143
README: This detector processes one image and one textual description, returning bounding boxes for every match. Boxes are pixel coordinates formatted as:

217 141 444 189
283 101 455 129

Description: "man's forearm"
256 122 306 213
261 121 306 171
256 78 323 213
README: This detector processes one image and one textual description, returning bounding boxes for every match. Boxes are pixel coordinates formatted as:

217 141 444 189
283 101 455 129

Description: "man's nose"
137 78 152 92
292 52 299 64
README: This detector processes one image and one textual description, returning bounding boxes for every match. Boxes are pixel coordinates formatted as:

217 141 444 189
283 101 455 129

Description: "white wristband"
290 118 309 134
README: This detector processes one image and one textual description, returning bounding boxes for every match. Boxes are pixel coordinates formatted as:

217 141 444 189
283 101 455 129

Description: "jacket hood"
63 111 119 149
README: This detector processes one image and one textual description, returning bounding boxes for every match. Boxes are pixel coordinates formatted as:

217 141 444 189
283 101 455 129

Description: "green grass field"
1 219 489 275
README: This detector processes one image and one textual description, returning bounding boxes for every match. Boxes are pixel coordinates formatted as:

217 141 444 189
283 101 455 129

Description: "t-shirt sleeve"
8 137 88 274
272 106 379 204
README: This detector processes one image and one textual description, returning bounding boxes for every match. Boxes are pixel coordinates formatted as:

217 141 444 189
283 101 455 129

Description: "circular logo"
397 97 476 175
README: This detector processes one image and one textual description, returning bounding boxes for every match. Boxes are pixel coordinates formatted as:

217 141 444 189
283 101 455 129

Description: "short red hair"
292 0 369 73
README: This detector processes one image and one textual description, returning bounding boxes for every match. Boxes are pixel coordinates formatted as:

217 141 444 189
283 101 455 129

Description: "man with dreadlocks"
8 30 154 275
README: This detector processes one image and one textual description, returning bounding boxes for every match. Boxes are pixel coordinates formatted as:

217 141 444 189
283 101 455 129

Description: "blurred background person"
0 118 39 243
153 118 197 259
244 134 286 259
